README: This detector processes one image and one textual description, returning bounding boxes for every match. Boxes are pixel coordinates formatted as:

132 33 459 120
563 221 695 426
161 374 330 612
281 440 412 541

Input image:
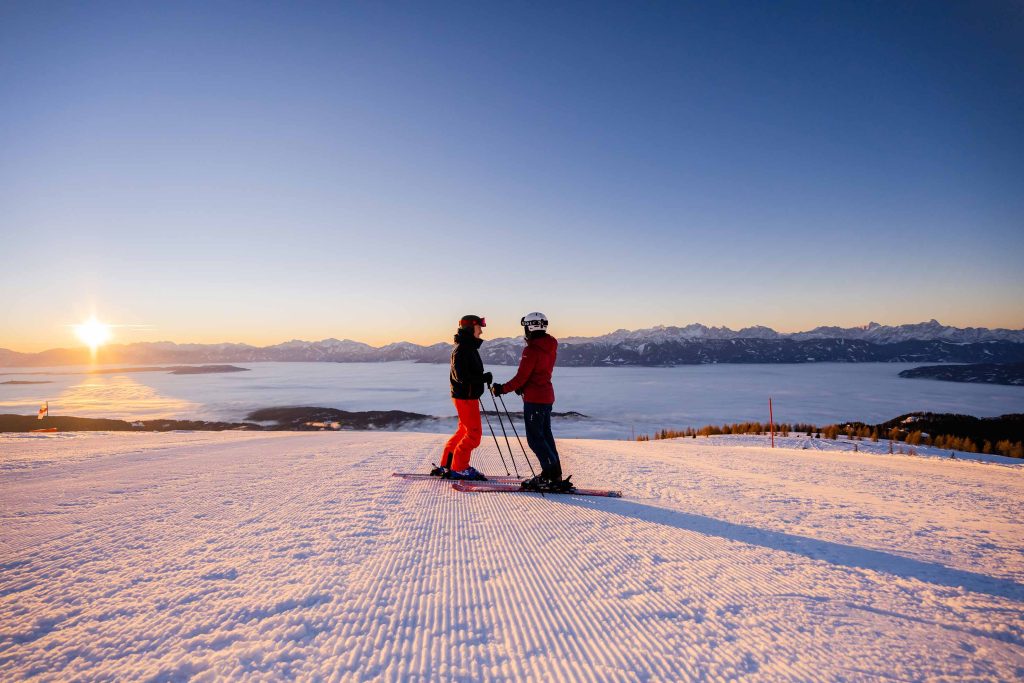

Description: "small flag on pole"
38 402 48 420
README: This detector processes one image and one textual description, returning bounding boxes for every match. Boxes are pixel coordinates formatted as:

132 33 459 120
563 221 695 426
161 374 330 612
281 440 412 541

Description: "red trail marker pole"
769 397 775 448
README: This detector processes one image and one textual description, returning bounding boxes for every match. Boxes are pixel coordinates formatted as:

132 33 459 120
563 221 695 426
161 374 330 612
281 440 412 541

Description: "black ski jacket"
450 331 487 400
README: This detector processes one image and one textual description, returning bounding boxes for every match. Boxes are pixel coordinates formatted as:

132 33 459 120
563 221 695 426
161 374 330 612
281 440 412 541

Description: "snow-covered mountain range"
2 320 1022 368
562 320 1024 345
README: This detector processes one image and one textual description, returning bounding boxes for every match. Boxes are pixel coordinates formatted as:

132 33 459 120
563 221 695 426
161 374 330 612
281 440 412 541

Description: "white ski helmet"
521 312 548 333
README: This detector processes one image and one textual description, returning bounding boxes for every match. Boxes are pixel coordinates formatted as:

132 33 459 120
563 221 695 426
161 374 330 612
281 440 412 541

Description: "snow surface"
2 432 1023 681
675 432 1024 466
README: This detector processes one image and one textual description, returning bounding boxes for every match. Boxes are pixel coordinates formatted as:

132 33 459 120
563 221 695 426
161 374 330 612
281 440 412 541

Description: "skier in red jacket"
491 312 571 492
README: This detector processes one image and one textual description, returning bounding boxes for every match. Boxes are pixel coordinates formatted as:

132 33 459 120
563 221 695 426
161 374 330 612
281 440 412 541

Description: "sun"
75 317 113 351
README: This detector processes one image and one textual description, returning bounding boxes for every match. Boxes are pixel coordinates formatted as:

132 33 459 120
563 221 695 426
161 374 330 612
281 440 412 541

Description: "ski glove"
491 383 504 395
482 372 493 385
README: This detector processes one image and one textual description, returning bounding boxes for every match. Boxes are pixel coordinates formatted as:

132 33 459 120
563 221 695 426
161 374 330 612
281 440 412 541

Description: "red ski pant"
444 398 482 471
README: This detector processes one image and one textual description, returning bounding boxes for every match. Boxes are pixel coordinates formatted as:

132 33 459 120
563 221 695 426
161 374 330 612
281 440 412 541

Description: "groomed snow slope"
1 432 1022 681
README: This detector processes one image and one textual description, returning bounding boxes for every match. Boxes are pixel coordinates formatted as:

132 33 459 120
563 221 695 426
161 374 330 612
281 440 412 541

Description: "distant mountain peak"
2 320 1022 368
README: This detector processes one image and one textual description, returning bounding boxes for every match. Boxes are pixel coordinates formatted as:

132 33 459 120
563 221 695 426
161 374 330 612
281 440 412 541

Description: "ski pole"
489 390 521 478
478 397 511 476
497 393 537 477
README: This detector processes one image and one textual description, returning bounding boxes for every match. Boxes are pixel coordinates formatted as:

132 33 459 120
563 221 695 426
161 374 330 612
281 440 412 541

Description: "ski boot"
521 473 574 493
431 453 456 476
520 473 544 491
445 466 488 481
544 474 574 493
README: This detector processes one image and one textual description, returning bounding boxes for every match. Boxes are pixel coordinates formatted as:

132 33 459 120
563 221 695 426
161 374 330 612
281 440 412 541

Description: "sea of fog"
2 361 1023 439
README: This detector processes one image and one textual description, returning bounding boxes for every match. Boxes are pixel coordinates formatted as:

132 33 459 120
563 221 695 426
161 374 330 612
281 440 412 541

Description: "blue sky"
1 1 1022 350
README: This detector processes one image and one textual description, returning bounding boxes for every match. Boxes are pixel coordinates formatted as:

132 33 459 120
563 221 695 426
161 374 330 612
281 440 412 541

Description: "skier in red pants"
432 314 491 480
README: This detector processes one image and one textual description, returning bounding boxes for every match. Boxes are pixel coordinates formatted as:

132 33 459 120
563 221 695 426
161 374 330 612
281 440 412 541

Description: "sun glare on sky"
75 317 112 351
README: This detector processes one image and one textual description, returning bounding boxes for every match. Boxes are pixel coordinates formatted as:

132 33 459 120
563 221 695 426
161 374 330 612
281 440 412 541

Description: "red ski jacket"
498 333 557 404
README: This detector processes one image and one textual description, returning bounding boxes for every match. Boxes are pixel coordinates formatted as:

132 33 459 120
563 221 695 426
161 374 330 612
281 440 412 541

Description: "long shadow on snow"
549 496 1024 602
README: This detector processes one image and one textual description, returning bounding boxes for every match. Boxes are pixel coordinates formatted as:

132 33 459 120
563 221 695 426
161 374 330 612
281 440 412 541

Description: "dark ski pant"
524 402 561 479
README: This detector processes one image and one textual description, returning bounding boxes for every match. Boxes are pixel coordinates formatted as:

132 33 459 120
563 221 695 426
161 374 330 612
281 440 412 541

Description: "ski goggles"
459 316 486 328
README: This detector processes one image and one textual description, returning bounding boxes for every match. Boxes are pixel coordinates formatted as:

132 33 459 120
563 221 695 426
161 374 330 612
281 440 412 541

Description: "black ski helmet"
459 314 486 330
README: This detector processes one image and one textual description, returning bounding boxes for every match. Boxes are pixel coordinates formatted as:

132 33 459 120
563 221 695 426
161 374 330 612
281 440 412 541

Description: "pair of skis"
392 472 622 498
